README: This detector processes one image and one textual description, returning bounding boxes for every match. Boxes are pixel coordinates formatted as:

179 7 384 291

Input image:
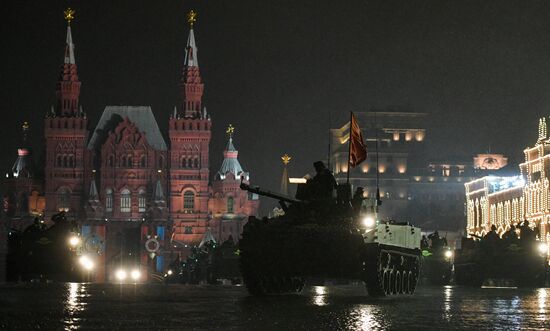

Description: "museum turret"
211 126 259 243
44 8 89 219
169 10 212 246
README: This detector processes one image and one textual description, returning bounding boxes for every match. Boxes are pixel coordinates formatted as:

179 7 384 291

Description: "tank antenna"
375 111 381 206
327 110 332 171
346 111 352 185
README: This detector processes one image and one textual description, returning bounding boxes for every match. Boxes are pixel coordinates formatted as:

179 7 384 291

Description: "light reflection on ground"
0 284 550 330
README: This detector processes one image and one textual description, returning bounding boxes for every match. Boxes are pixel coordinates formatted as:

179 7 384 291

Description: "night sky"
3 1 550 211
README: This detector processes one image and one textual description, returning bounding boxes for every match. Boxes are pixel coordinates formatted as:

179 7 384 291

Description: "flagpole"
327 110 332 171
347 111 352 185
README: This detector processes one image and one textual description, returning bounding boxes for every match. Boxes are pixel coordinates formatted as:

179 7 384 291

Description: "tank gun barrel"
240 181 300 204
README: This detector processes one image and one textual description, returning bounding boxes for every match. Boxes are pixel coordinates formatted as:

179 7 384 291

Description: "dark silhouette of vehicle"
238 181 422 296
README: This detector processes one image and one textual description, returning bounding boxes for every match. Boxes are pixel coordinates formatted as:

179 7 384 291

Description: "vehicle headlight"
444 250 453 259
79 255 94 270
362 216 376 228
538 242 548 254
116 269 127 281
69 236 80 247
131 269 141 281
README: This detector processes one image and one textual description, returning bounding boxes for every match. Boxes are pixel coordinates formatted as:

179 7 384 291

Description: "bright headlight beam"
69 236 80 247
79 255 94 270
362 216 376 228
131 269 141 281
538 243 548 254
116 269 127 281
444 250 453 259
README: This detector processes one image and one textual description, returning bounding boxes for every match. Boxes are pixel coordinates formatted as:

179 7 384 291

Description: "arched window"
56 155 62 167
181 157 187 168
127 156 133 168
188 159 193 168
138 189 146 212
63 156 68 167
140 155 146 168
120 189 131 213
68 156 74 167
194 158 199 168
183 191 195 210
105 189 113 212
108 155 114 167
121 156 127 167
227 196 234 213
57 187 71 212
158 156 164 169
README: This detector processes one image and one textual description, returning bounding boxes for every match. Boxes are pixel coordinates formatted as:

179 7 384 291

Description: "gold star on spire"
281 154 291 165
226 124 235 138
187 10 197 27
22 121 30 131
64 8 75 23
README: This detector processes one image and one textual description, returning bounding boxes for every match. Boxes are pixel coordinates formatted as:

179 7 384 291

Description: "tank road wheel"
364 246 387 296
292 277 305 293
402 270 410 294
389 270 396 295
395 271 402 294
383 270 391 296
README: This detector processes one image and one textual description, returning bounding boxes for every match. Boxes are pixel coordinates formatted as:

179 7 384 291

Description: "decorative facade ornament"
64 8 75 23
187 10 197 27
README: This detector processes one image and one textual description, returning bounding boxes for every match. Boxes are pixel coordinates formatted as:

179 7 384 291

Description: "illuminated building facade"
1 10 259 282
465 118 550 250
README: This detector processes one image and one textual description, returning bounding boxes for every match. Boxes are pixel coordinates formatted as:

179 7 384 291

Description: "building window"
194 158 199 168
158 156 164 169
105 189 113 212
183 191 195 210
184 226 193 234
227 196 234 213
127 156 133 168
120 189 131 213
140 155 146 168
108 155 114 167
188 159 193 168
121 156 127 167
57 187 71 211
138 189 146 212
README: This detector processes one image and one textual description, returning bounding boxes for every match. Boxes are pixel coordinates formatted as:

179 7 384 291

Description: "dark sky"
2 0 550 207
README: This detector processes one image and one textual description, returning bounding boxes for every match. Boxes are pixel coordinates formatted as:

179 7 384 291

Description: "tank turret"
238 179 422 296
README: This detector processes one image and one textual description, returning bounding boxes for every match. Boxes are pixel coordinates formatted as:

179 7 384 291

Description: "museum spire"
55 8 82 117
180 10 204 118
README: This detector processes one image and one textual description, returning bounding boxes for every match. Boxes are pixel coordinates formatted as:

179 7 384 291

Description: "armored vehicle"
454 236 547 287
238 181 422 296
420 247 453 285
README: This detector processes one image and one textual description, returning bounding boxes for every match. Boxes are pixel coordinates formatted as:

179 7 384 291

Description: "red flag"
349 113 367 168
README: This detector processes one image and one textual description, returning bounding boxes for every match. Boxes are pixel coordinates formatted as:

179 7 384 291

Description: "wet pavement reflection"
0 283 549 330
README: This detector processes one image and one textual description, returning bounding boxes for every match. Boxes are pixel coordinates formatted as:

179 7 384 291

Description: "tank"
454 236 547 287
238 181 422 296
419 246 453 286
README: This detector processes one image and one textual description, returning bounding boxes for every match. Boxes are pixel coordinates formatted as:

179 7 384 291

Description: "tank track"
240 219 306 295
363 244 421 296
